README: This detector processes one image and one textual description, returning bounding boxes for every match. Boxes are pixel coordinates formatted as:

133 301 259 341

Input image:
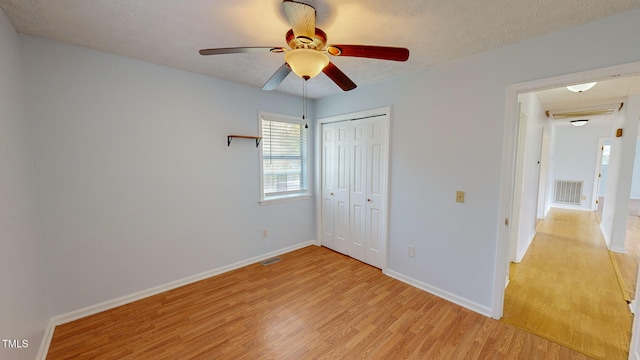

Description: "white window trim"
259 111 311 205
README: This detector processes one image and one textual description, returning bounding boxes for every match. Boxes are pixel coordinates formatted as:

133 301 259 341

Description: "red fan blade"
283 0 316 43
326 45 409 61
262 63 292 91
322 62 357 91
199 47 285 55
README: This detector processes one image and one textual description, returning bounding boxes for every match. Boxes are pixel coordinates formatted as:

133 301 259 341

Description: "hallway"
502 208 633 359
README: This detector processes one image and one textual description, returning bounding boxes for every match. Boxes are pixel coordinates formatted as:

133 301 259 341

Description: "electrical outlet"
262 228 268 238
407 245 415 257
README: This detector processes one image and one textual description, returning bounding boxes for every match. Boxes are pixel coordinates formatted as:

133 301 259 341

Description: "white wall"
631 138 640 199
315 9 640 312
22 36 316 316
0 9 50 360
551 116 613 210
602 96 640 252
602 112 626 248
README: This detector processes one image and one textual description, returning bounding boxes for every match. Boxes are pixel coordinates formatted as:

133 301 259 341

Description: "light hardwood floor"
502 208 633 359
611 215 640 301
47 245 592 359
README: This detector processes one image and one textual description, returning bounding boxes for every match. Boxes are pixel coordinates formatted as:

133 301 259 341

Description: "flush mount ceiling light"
566 82 597 93
284 49 329 79
570 119 589 127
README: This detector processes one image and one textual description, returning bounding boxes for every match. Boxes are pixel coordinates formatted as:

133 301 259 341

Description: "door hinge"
505 218 509 226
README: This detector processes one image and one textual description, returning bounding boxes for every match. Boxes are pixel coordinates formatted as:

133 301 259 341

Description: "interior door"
333 122 351 255
596 139 611 217
536 128 551 219
364 117 386 268
349 120 367 263
321 124 335 249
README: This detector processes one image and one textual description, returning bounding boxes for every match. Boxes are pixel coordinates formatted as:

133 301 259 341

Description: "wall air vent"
554 180 583 205
260 257 281 266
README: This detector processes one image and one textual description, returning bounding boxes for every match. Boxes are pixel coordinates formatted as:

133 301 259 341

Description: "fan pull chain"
301 78 309 128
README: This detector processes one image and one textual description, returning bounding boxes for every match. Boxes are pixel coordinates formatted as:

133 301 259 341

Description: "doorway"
493 62 640 358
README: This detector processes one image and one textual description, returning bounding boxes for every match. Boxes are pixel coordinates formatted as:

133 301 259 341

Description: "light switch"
456 191 465 203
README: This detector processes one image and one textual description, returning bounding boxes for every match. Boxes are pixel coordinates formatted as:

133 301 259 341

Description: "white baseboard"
515 231 536 263
50 241 317 327
611 246 627 254
383 269 492 318
36 319 55 360
600 222 612 249
550 204 592 212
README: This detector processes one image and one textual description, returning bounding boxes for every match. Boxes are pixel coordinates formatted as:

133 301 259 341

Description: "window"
601 144 611 166
259 112 309 202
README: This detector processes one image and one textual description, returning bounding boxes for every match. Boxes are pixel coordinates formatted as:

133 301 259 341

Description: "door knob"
367 198 372 202
330 192 334 196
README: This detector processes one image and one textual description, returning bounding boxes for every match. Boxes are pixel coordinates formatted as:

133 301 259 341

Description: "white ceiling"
535 75 640 114
1 0 640 99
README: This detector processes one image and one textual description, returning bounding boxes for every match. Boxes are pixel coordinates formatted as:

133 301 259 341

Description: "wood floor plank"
503 208 632 359
47 245 591 359
612 215 640 301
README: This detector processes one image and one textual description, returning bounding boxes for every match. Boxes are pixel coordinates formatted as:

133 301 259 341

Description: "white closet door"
349 120 367 262
321 124 335 249
364 117 386 268
333 123 351 255
320 111 388 269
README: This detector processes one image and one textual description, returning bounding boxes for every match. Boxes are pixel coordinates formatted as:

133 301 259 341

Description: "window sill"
259 194 312 205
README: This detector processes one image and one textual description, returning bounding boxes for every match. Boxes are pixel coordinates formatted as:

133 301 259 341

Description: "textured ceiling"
1 0 640 98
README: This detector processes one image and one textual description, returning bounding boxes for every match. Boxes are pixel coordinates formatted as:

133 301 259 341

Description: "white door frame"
493 61 640 359
509 105 528 263
315 106 391 271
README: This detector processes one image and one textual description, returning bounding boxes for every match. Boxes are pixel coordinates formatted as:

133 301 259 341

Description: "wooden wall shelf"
227 135 261 148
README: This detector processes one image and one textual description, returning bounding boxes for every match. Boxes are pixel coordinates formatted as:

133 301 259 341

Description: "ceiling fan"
199 0 410 92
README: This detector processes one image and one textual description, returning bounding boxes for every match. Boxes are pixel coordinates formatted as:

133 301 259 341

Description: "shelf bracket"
227 135 262 148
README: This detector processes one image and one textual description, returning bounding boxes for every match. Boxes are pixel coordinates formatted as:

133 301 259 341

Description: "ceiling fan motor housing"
286 28 327 50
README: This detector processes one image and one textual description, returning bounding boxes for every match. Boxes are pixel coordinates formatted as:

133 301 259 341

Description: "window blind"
261 115 308 199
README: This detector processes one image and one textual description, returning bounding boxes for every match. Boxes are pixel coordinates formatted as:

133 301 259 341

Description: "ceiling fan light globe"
285 49 329 79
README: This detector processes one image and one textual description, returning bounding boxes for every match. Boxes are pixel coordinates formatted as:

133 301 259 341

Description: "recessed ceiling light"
566 82 597 93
